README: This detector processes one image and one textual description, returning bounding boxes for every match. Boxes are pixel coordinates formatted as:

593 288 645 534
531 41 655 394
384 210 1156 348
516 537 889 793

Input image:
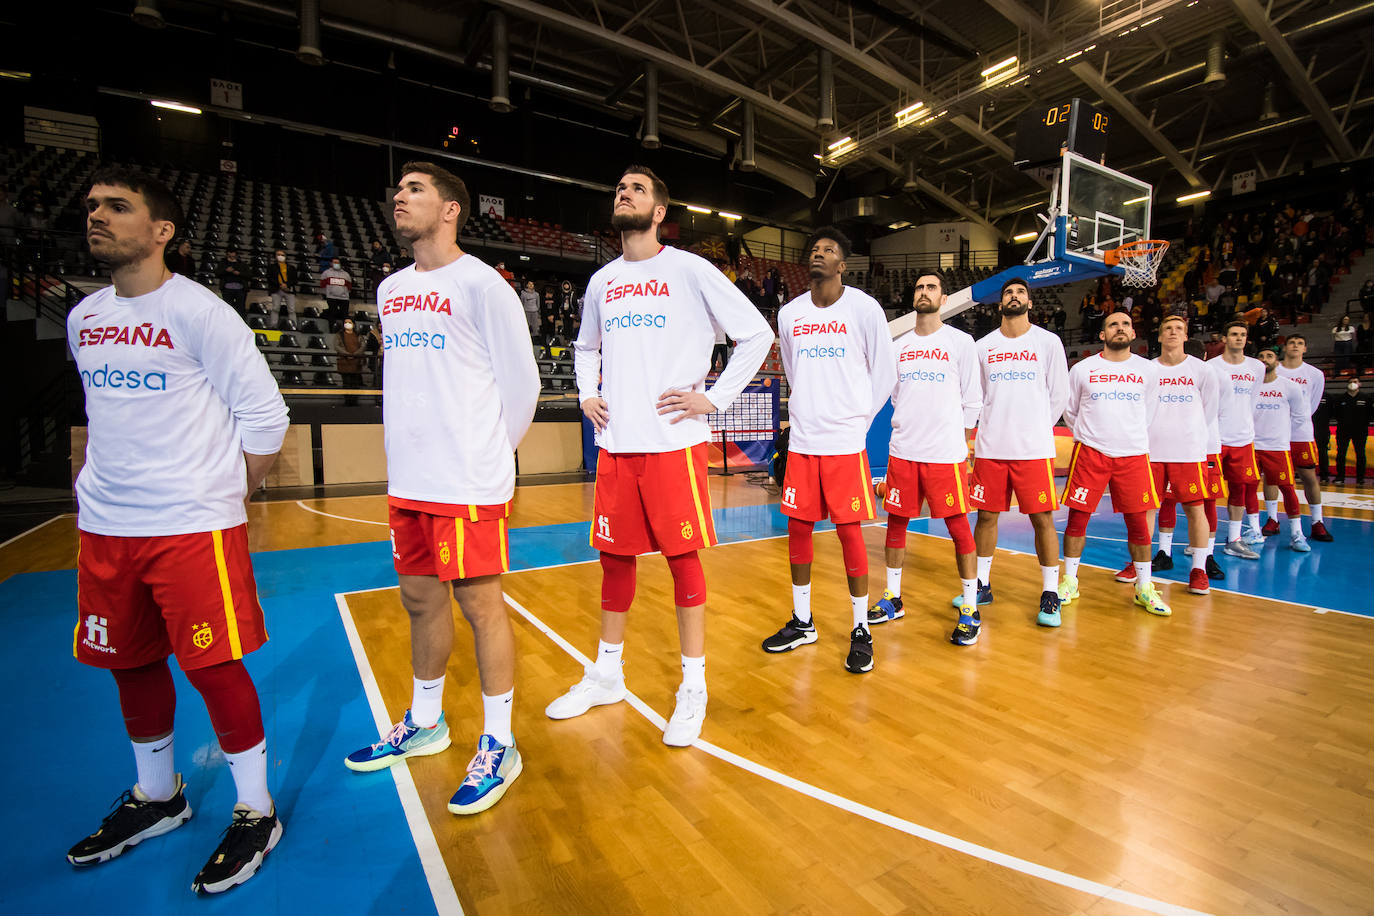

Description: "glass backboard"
1057 151 1153 262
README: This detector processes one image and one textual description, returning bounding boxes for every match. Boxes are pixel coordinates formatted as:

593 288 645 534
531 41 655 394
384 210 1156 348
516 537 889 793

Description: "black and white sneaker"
67 776 192 867
844 626 874 673
191 804 283 895
950 611 981 646
1152 549 1173 572
761 614 817 653
1205 555 1226 581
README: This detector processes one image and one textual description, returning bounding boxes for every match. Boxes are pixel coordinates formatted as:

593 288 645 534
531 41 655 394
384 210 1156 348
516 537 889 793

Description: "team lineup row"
58 160 1332 898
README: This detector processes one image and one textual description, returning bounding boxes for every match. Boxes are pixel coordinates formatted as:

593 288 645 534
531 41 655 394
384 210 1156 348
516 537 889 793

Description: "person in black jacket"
1332 378 1371 484
217 250 249 318
1313 396 1331 482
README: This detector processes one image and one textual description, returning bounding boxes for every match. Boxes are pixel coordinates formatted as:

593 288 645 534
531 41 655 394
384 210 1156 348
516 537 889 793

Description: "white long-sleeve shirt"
1148 355 1219 463
1276 361 1324 442
974 324 1069 460
1208 355 1265 447
1064 352 1157 457
379 254 540 507
778 286 897 455
1253 374 1307 451
574 246 771 454
68 274 289 536
888 323 980 463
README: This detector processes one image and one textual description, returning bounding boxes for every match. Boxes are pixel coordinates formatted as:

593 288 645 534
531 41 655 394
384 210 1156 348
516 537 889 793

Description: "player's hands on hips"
582 397 609 431
656 389 717 423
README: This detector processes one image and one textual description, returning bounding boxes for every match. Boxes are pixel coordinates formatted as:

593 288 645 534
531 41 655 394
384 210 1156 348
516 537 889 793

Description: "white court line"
500 592 1209 916
0 512 73 550
335 594 464 916
296 500 389 526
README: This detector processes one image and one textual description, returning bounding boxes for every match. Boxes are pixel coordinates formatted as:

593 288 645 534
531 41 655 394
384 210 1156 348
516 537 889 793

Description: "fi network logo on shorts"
782 486 797 508
596 515 614 543
83 614 115 654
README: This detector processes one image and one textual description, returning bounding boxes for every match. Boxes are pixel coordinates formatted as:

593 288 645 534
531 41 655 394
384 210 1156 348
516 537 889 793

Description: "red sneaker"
1114 561 1137 583
1261 518 1280 536
1188 567 1210 595
1310 520 1334 542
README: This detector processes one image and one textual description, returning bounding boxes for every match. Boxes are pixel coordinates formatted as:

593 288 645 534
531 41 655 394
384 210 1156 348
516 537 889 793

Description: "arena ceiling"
160 1 1374 235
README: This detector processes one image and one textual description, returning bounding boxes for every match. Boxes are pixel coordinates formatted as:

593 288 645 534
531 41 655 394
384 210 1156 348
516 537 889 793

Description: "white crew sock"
1064 556 1081 580
593 640 624 681
1206 535 1216 555
1192 549 1206 570
132 735 176 802
976 555 993 585
851 594 869 631
482 688 515 747
224 738 272 815
411 675 445 729
959 578 978 610
680 655 706 691
1246 512 1260 532
1266 499 1279 520
1289 516 1303 537
1158 530 1174 554
1134 561 1152 593
1040 565 1058 592
885 566 902 598
792 584 813 624
1311 504 1324 524
1229 519 1243 542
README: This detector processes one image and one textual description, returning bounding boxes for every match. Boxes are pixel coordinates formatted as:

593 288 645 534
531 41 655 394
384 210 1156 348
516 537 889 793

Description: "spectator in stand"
15 173 47 215
1356 312 1374 372
495 260 514 282
165 239 196 276
369 239 389 296
556 279 578 329
1052 303 1067 334
712 324 730 371
1332 377 1370 484
0 187 17 247
1358 277 1374 314
1333 315 1356 371
1314 395 1332 482
540 287 557 336
314 232 336 273
270 248 298 327
319 257 354 323
396 247 414 269
519 279 540 337
1204 331 1225 360
218 250 249 318
336 317 364 404
366 322 383 387
1254 308 1279 353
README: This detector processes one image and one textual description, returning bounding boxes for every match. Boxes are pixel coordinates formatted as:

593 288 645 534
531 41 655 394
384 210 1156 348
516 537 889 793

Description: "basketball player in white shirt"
1273 333 1332 541
1254 346 1312 551
867 271 983 645
1208 320 1265 559
964 279 1069 628
343 162 540 817
761 227 897 673
66 168 289 893
547 166 771 746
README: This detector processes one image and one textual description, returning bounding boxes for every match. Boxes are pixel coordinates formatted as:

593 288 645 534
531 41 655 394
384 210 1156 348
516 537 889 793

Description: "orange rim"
1104 239 1169 266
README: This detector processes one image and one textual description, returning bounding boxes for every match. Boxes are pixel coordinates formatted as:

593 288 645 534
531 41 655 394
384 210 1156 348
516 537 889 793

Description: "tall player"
1272 333 1332 541
1120 315 1219 595
548 166 771 746
66 168 289 893
1056 312 1170 617
761 227 897 672
961 279 1069 627
1254 346 1312 551
344 162 540 817
866 272 983 645
1208 320 1265 559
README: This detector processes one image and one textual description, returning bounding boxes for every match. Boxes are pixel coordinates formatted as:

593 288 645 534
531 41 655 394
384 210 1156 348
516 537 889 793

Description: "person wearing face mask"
217 250 248 319
269 249 298 327
319 257 354 324
336 318 364 404
1332 378 1371 485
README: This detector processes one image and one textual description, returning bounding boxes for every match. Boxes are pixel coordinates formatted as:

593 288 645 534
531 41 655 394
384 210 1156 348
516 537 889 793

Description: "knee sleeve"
885 515 910 550
183 660 264 754
1243 482 1259 514
665 551 706 607
1123 511 1151 545
1204 499 1218 530
1280 485 1300 516
110 659 176 740
1158 496 1178 529
599 552 636 613
835 522 868 578
788 517 815 565
1065 507 1092 538
944 513 975 555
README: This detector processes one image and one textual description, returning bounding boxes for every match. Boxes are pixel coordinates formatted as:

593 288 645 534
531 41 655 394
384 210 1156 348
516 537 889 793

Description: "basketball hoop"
1105 239 1169 287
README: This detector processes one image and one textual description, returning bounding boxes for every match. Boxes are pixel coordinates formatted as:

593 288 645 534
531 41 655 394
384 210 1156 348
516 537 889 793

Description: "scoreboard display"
1013 98 1109 169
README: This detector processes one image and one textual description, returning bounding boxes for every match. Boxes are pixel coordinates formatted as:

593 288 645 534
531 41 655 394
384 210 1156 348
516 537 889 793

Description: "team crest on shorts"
851 497 861 511
192 621 213 650
1142 493 1150 503
945 493 955 507
1245 468 1254 478
681 520 693 540
1038 491 1047 504
438 540 451 565
1189 484 1198 494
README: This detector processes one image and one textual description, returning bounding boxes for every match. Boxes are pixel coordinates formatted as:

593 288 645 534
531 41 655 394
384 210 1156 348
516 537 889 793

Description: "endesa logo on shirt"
791 319 848 359
1257 388 1285 410
1157 375 1196 403
603 279 670 332
77 323 175 349
1087 371 1144 401
986 349 1038 383
80 363 168 390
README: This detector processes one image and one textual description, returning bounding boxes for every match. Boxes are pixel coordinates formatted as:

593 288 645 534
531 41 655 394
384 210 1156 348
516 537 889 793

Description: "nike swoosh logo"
421 684 440 690
503 698 512 704
685 593 700 601
151 740 172 753
83 313 96 319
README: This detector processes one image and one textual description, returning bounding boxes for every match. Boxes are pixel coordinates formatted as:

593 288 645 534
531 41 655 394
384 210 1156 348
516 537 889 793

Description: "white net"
1115 240 1169 287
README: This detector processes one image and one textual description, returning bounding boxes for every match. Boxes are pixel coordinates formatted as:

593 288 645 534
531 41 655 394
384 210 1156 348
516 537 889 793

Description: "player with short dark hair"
1273 333 1332 541
66 169 290 894
343 162 541 817
1254 346 1312 551
762 226 897 672
1207 320 1266 559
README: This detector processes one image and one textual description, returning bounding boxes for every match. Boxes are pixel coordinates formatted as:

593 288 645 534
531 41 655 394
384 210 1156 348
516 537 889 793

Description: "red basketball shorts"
389 498 511 580
1206 453 1228 500
1151 460 1209 505
1220 443 1261 489
781 451 876 523
74 525 267 671
591 445 716 557
968 457 1058 514
1290 441 1318 469
1061 444 1159 513
882 457 970 519
1257 449 1296 486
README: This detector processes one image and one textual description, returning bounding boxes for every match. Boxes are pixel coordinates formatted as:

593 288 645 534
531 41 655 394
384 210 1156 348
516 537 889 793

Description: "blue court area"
4 494 1369 913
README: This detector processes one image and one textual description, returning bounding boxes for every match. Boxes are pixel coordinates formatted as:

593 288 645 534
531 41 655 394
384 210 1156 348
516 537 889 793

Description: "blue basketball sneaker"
448 735 523 815
344 710 451 772
1036 590 1062 628
865 590 904 625
951 581 993 609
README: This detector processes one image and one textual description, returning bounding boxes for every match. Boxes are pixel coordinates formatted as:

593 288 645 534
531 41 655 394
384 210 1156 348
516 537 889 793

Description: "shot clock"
1013 98 1109 169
